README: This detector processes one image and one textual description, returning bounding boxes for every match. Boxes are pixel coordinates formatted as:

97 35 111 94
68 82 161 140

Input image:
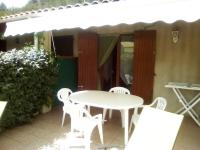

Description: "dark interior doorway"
100 44 118 91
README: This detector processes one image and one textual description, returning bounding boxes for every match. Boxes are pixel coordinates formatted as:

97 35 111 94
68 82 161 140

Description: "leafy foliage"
0 46 58 129
0 0 98 16
0 2 8 16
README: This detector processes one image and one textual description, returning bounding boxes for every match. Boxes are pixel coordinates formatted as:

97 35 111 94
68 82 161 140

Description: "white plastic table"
165 82 200 127
69 90 144 145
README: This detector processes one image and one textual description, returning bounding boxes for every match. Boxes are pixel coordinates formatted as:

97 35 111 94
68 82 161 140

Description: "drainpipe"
34 32 39 50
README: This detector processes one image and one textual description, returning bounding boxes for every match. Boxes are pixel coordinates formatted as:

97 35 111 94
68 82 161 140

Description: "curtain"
98 35 119 67
98 35 119 90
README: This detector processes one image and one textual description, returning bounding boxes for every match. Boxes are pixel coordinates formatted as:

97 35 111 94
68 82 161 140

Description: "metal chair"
103 87 130 128
129 97 167 132
57 88 73 126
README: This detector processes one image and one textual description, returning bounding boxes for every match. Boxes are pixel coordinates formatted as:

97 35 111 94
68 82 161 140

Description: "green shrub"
0 46 58 129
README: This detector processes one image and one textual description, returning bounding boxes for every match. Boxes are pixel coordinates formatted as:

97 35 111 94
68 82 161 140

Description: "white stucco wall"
92 21 200 113
153 21 200 113
6 21 200 114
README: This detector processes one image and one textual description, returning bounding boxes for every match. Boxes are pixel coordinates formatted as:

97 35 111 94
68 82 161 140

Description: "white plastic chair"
129 97 167 132
103 87 130 128
100 106 183 150
57 88 73 126
125 106 183 150
65 104 104 150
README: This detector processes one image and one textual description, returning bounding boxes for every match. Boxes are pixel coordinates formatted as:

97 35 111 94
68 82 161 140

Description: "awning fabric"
4 0 200 37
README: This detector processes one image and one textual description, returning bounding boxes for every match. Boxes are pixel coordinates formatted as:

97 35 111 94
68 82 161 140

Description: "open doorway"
99 44 118 91
119 35 134 89
99 35 134 91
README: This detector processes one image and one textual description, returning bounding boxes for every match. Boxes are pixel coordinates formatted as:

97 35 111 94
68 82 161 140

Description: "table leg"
120 110 125 128
124 109 129 145
173 88 200 127
181 97 200 115
176 92 200 115
175 89 199 118
103 108 107 124
173 88 198 117
87 106 90 114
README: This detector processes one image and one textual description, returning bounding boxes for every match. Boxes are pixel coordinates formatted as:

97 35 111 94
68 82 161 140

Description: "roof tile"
0 0 120 23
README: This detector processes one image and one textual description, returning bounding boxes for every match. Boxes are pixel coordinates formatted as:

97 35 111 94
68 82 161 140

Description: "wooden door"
115 40 121 86
131 30 156 104
77 32 98 90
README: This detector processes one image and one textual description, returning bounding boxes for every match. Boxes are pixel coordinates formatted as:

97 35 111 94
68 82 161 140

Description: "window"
53 35 73 56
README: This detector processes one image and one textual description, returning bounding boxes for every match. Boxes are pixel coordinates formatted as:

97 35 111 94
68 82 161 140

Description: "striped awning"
4 0 200 37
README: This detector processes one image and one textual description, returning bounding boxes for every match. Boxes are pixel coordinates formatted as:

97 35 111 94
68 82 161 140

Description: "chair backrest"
67 104 103 149
70 104 102 134
150 97 167 110
57 88 72 103
109 87 130 95
126 106 184 150
130 97 167 129
0 101 7 118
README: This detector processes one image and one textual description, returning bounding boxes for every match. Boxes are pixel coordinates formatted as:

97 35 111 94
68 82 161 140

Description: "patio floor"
0 106 200 150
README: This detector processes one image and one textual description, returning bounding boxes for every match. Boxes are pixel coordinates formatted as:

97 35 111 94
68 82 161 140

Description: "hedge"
0 46 58 129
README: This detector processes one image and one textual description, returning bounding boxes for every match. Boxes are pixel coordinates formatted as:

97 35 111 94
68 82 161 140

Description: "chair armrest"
91 114 103 123
92 114 102 120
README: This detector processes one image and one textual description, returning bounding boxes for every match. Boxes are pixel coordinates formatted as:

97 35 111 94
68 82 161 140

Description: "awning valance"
4 0 200 37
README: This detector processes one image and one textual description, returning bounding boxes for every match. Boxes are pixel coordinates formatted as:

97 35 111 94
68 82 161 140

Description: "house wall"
91 21 200 113
6 34 33 50
6 21 200 114
154 21 200 113
43 31 52 51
